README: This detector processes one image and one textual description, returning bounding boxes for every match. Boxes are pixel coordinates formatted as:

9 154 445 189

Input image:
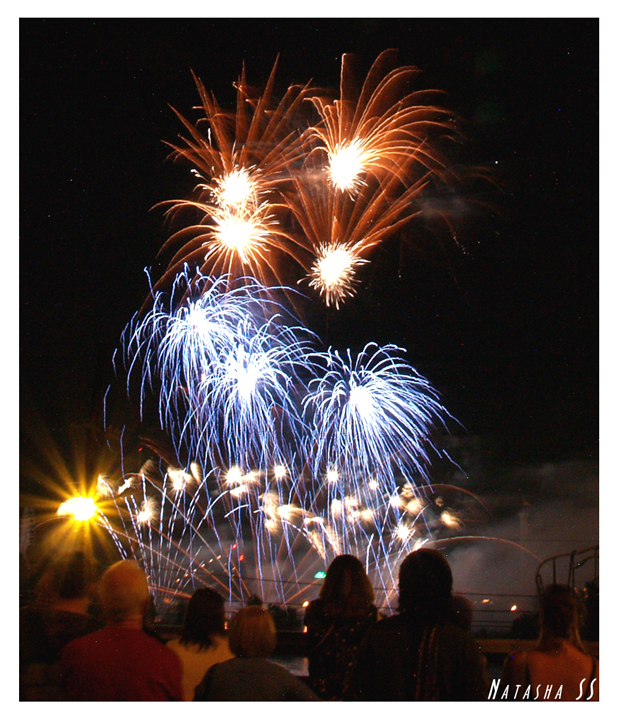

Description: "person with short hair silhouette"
60 560 182 701
194 606 318 701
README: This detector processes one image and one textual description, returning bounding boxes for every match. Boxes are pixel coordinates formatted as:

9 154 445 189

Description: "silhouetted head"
55 551 99 599
180 587 227 650
35 551 99 604
228 606 276 658
398 549 453 621
99 560 150 625
450 593 474 631
539 584 584 650
319 554 374 617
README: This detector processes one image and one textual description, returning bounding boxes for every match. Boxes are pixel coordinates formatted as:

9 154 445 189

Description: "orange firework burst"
308 243 369 308
154 59 315 294
306 48 456 195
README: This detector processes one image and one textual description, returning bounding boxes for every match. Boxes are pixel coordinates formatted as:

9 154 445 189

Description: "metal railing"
535 545 599 598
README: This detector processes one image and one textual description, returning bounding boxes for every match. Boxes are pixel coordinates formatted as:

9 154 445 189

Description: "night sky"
19 17 599 541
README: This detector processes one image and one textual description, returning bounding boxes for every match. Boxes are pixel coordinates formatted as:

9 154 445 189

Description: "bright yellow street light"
57 496 98 522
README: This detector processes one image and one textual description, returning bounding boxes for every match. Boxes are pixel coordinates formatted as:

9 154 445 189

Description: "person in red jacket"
60 560 182 701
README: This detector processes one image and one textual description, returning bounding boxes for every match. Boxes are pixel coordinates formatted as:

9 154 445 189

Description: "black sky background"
19 18 599 509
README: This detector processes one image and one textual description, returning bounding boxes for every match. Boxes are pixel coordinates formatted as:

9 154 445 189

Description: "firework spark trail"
254 471 319 601
263 465 326 600
93 511 128 560
221 468 299 602
302 343 450 489
93 439 485 612
283 48 459 309
93 476 134 560
173 62 312 192
123 271 255 431
117 467 250 603
108 459 321 608
160 469 245 596
159 195 305 294
198 316 314 470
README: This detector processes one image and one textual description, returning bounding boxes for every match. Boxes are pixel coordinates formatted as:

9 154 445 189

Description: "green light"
314 571 326 579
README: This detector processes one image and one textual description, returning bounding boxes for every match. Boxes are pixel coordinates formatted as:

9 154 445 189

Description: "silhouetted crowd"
19 549 598 701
